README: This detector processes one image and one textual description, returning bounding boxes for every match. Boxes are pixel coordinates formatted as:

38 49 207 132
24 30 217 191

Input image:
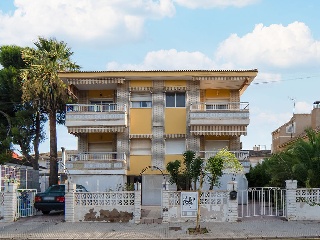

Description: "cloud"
173 0 259 9
215 22 320 68
0 0 175 46
295 101 312 114
106 49 216 70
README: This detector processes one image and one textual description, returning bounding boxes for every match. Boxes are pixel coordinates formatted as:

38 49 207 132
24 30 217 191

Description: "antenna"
288 97 296 138
289 97 296 115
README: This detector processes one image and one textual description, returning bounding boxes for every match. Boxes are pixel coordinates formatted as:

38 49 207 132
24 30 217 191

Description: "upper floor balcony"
64 152 127 175
65 103 127 134
189 102 249 136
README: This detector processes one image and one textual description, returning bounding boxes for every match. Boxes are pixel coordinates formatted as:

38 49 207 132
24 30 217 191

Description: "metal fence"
238 187 286 218
16 189 37 218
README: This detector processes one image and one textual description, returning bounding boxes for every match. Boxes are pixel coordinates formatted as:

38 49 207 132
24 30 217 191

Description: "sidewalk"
1 216 320 240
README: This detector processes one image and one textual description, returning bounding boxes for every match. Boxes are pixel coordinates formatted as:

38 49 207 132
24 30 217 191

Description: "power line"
252 75 319 85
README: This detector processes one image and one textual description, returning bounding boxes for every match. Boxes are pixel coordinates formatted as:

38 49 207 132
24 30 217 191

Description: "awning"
68 78 125 85
68 126 125 134
190 125 247 136
129 134 152 139
164 134 186 138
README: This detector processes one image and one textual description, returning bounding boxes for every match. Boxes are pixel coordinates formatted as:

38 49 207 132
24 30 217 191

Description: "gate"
238 187 286 219
16 189 37 218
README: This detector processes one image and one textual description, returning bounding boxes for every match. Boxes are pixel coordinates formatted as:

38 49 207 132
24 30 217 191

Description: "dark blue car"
34 184 88 214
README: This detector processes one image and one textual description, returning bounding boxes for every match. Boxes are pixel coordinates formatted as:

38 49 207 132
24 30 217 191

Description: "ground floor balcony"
189 102 249 136
64 152 127 175
198 150 250 173
65 104 127 134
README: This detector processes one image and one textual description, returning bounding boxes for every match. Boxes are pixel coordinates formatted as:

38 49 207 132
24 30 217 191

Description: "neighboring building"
38 151 75 192
0 153 37 191
272 101 320 153
247 145 271 167
59 70 258 205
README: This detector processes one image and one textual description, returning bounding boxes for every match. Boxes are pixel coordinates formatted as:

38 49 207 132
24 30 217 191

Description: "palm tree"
21 37 80 186
290 128 320 187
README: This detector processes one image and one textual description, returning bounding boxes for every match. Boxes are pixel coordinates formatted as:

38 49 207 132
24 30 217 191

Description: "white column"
134 189 141 224
64 181 75 222
4 183 18 222
227 181 238 222
162 190 169 223
286 180 297 221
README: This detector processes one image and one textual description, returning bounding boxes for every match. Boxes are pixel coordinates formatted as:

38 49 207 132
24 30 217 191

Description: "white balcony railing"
66 152 126 162
199 151 249 161
65 152 127 171
66 103 127 113
190 102 249 111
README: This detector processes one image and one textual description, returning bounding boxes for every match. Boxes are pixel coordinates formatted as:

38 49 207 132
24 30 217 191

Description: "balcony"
198 150 250 173
65 104 127 134
64 152 127 175
189 102 249 136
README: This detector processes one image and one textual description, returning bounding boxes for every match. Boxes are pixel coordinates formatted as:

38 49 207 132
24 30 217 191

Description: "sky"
0 0 319 153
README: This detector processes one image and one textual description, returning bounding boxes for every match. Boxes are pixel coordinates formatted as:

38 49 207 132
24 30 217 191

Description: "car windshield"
44 184 88 193
45 185 65 193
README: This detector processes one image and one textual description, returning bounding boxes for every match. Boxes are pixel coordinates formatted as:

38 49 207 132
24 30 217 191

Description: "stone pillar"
285 180 297 221
227 181 238 222
134 189 141 224
162 190 169 223
64 181 75 222
4 182 18 222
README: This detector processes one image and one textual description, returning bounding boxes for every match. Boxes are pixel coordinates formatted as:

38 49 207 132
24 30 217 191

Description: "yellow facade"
130 80 152 87
164 80 186 87
88 90 114 99
165 108 186 134
129 156 152 175
88 133 114 142
203 89 230 101
130 109 152 134
61 70 258 181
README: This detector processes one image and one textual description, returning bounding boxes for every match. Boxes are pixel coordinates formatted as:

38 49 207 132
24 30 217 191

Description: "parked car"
34 184 88 214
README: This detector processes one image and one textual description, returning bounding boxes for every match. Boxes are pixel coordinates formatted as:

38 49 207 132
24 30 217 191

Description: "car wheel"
42 210 50 215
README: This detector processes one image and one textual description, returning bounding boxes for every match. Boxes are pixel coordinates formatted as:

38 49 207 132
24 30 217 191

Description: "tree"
21 37 80 186
166 148 242 232
0 45 45 169
206 148 244 190
166 150 204 190
247 128 320 188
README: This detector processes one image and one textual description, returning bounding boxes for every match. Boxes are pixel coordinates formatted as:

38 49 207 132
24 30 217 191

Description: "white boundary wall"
286 180 320 221
65 182 141 223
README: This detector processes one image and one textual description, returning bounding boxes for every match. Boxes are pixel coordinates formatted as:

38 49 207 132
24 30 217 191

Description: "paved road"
1 214 320 239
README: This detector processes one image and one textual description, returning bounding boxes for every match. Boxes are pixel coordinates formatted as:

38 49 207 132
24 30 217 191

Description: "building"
59 70 258 205
272 101 320 153
247 145 271 167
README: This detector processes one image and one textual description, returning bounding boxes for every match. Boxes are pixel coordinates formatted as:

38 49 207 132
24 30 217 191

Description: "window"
165 139 186 154
130 139 152 155
131 101 152 108
286 123 295 134
131 92 152 108
166 92 185 107
89 100 115 111
206 104 228 110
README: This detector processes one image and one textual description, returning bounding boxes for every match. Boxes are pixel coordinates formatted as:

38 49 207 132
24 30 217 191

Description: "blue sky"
0 0 319 153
